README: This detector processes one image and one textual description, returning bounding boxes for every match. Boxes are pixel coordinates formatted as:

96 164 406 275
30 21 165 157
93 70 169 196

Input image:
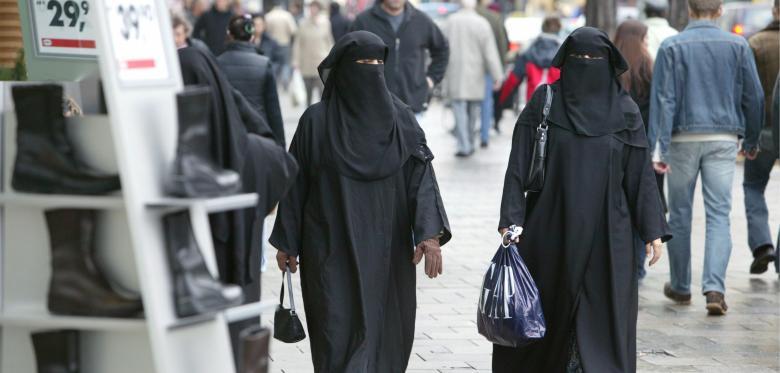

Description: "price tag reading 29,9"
105 0 170 84
29 0 97 57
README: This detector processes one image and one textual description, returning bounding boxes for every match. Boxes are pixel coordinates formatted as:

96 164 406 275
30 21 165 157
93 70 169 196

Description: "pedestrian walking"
614 19 663 281
442 0 502 157
265 3 298 88
329 2 351 42
496 16 561 131
192 0 235 55
292 0 333 106
476 0 508 147
495 27 669 373
643 0 678 61
350 0 449 117
251 12 283 68
648 0 764 316
271 31 451 372
218 14 286 147
742 0 779 274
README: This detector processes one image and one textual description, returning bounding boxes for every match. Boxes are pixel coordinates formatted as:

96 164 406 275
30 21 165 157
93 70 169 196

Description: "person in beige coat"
443 0 503 157
293 1 334 106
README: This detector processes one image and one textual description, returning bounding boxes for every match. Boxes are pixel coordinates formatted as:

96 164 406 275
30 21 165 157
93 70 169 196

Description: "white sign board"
29 0 98 58
104 0 170 84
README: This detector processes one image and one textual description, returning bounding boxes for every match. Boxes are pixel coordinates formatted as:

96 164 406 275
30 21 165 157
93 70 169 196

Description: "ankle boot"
11 84 121 195
46 209 143 317
163 211 242 317
31 330 79 373
164 86 241 197
239 326 271 373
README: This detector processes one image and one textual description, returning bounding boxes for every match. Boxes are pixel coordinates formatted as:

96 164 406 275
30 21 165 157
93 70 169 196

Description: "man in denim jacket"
648 0 763 316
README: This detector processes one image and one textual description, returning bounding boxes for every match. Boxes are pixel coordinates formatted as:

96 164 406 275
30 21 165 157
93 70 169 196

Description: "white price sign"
29 0 98 58
105 0 170 84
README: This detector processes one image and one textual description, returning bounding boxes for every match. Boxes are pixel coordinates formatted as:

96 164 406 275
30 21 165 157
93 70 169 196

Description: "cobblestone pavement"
261 98 780 372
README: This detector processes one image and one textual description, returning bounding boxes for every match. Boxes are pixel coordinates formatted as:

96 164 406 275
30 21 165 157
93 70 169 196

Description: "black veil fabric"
544 27 644 141
317 31 420 181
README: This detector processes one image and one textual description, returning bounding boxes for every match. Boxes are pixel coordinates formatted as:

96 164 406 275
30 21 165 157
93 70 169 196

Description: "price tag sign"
104 0 170 84
29 0 98 58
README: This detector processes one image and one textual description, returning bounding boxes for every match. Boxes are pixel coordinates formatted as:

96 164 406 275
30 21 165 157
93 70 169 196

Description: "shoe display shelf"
0 0 275 370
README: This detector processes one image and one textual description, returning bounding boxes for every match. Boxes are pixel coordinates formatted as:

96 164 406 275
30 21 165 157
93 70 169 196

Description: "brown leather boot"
46 209 143 317
705 291 728 316
31 330 79 373
239 326 271 373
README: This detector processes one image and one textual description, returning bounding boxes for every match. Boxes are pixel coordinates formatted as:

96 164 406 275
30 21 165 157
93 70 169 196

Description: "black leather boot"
163 211 243 317
164 86 241 197
239 326 271 373
11 84 121 195
31 330 79 373
46 209 143 317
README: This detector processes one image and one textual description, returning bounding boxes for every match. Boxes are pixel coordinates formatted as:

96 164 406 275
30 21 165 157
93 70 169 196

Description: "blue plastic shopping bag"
477 227 546 347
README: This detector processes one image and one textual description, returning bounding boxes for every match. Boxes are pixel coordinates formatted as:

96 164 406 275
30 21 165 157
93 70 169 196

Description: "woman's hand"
645 238 663 267
276 250 299 273
413 238 443 279
499 226 522 245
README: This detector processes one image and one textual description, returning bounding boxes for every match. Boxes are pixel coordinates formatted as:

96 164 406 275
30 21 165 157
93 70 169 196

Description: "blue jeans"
452 100 481 154
666 141 738 295
743 144 778 254
480 75 494 143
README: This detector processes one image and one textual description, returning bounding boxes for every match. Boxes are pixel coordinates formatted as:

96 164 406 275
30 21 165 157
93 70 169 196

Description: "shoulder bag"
525 84 554 193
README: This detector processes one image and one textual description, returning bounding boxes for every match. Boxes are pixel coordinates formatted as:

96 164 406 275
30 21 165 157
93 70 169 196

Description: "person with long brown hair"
614 20 666 281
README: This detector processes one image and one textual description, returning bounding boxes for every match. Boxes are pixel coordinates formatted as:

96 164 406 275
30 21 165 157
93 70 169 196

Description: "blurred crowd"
170 0 779 311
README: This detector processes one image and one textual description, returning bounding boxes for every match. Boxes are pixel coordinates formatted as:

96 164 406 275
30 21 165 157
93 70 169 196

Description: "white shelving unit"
0 0 277 371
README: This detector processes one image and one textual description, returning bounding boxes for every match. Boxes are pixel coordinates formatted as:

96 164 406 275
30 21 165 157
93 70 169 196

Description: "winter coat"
265 7 298 47
330 13 351 42
498 33 561 105
442 8 502 101
293 15 334 78
255 33 283 67
644 17 677 61
218 41 286 147
477 6 508 67
192 7 234 55
748 20 779 130
351 3 449 113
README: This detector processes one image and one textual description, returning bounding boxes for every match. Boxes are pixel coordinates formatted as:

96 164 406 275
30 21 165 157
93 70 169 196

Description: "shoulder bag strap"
279 266 298 312
540 84 553 129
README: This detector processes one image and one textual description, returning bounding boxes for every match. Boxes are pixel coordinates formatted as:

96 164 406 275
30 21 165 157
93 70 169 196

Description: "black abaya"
178 46 298 360
495 28 671 373
270 31 451 372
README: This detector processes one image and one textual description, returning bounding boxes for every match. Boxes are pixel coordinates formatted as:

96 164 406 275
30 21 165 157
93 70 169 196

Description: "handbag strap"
539 84 553 129
279 266 298 313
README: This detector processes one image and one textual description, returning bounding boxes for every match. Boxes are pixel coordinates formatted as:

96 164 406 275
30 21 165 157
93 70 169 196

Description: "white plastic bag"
290 70 307 107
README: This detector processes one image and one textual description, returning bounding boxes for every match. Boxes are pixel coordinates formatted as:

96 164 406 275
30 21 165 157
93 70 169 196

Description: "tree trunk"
585 0 616 36
668 0 689 30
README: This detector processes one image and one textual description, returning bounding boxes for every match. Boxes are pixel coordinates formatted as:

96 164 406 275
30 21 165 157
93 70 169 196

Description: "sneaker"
705 291 728 316
749 245 776 274
663 282 691 305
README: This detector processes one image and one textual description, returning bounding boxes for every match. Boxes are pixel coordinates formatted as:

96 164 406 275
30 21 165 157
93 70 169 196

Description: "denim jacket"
648 20 764 160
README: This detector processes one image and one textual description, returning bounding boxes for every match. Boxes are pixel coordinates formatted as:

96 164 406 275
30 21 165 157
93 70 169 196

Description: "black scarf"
548 27 637 137
317 31 419 181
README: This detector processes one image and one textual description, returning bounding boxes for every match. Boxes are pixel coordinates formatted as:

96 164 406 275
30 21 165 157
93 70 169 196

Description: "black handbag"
525 84 554 193
273 266 306 343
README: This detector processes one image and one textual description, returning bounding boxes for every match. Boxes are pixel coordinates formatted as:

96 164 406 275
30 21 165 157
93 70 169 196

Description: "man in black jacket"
217 14 286 147
350 0 449 115
192 0 234 55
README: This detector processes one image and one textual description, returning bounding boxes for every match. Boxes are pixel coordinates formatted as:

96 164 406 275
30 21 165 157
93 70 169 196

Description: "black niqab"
549 27 637 137
318 31 419 181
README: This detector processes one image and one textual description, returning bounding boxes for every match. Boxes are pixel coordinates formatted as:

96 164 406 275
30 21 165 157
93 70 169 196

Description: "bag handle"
539 84 553 130
279 265 297 314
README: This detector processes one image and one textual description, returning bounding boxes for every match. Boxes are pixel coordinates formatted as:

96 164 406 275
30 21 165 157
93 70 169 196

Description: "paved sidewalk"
261 99 780 372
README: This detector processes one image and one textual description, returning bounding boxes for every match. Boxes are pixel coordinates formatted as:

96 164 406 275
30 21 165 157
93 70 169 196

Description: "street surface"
260 97 780 373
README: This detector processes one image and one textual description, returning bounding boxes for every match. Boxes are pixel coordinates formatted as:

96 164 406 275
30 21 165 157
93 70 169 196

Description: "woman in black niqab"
270 31 451 372
495 27 671 373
